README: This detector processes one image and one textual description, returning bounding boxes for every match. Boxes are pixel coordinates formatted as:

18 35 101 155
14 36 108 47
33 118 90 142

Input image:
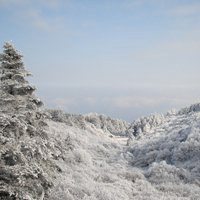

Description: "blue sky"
0 0 200 121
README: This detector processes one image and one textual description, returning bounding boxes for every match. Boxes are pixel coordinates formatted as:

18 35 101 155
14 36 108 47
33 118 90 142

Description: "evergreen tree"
0 42 57 199
0 42 43 114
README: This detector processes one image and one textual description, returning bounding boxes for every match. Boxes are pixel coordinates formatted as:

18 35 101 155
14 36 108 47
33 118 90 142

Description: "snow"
47 109 129 136
47 120 140 200
1 42 200 199
0 42 56 199
46 104 200 200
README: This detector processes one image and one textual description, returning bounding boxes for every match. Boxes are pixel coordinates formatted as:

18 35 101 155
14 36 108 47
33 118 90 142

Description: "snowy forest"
0 42 200 200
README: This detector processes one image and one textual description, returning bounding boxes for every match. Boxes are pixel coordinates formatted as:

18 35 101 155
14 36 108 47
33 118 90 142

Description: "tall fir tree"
0 42 43 114
0 42 56 199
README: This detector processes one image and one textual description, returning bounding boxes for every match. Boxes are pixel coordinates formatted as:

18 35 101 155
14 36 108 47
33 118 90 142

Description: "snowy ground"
46 104 200 200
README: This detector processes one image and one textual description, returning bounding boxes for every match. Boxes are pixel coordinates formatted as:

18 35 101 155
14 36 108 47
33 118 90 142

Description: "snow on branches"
0 42 59 199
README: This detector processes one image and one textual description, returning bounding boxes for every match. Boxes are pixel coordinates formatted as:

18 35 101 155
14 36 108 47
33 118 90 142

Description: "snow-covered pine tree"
0 42 58 199
0 42 43 114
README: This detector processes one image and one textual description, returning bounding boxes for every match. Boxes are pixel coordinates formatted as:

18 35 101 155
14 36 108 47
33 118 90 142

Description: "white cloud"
110 96 196 110
53 97 75 110
112 96 159 109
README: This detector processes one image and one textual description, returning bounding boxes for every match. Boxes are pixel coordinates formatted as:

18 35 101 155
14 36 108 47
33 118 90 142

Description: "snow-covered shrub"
47 109 87 129
178 103 200 115
84 113 129 136
129 124 199 169
48 110 129 136
47 109 66 123
145 161 190 184
127 113 165 138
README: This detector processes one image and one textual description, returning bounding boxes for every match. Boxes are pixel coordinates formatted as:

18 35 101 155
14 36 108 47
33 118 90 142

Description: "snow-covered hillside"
47 109 129 136
1 42 200 200
126 103 200 199
45 103 200 200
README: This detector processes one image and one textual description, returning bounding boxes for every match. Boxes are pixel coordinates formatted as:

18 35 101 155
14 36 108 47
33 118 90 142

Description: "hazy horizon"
36 84 200 121
1 0 200 121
